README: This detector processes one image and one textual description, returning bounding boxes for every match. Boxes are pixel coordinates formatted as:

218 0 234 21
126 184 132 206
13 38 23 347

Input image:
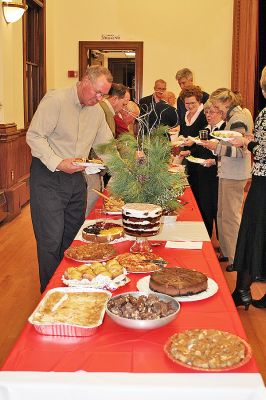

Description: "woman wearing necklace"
178 85 207 204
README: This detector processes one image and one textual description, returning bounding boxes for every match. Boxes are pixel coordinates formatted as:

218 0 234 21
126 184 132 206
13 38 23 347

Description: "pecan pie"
165 329 247 370
65 243 117 261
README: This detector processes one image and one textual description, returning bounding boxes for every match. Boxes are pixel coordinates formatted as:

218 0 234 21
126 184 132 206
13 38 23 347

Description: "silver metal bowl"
106 291 180 330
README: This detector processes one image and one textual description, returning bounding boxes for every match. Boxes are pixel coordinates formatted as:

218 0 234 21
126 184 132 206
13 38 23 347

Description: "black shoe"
218 255 229 262
254 276 266 282
226 264 235 272
232 289 252 310
252 294 266 308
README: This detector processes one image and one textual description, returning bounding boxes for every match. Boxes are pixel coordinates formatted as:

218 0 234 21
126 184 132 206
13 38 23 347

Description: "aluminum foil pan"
28 287 111 337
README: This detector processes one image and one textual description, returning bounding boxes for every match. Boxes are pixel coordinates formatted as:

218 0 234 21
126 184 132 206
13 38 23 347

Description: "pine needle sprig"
96 126 187 212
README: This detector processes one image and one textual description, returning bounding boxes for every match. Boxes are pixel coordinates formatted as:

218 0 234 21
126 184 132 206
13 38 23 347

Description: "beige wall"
46 0 233 94
0 16 24 127
0 0 234 128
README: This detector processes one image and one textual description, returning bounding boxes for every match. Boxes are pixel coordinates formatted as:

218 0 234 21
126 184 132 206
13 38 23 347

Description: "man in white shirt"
27 65 113 292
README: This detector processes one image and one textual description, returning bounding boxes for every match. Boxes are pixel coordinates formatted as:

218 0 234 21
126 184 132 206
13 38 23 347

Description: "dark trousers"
30 158 86 292
198 177 218 238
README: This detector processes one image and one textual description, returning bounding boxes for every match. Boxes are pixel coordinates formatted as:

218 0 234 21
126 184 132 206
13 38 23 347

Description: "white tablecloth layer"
154 221 210 241
0 372 264 400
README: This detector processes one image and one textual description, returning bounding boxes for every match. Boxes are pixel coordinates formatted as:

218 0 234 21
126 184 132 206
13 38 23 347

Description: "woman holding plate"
229 67 266 309
178 85 207 203
191 100 225 238
200 89 253 270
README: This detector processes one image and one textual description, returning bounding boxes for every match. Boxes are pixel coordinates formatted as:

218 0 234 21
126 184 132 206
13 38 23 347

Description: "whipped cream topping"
122 203 162 219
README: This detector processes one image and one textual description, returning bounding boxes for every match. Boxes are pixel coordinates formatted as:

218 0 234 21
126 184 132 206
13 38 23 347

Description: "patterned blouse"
251 108 266 176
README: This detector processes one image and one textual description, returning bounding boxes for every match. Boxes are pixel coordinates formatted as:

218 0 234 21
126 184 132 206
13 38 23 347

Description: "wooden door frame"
79 41 143 101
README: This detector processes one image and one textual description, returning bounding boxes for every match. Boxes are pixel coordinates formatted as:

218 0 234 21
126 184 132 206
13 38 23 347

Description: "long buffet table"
0 187 265 400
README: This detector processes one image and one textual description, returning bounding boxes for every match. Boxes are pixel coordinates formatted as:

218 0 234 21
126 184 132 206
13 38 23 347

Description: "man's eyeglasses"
89 79 107 98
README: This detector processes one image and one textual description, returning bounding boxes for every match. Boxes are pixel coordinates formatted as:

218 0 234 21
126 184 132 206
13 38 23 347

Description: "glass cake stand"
129 236 153 253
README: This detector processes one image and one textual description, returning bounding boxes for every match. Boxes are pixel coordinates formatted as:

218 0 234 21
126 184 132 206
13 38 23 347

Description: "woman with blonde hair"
229 66 266 309
201 88 253 269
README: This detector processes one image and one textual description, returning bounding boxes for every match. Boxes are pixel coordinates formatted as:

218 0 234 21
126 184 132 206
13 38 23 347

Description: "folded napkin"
165 241 203 249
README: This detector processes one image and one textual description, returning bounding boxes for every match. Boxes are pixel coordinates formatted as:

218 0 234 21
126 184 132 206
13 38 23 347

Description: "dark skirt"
233 175 266 279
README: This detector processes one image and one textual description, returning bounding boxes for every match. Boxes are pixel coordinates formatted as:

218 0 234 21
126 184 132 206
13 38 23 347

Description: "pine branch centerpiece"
97 126 187 214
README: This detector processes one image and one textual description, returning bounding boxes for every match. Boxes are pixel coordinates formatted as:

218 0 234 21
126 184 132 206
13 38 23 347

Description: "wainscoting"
0 123 31 222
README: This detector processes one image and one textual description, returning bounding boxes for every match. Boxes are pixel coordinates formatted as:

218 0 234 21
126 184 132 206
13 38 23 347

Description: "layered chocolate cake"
122 203 162 237
149 267 208 296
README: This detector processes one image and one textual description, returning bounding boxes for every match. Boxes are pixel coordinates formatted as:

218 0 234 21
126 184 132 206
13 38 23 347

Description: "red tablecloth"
2 188 258 374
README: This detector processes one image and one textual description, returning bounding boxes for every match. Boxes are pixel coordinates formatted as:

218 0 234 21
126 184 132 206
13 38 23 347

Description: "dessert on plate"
115 252 166 273
64 259 124 281
104 197 125 212
82 222 124 242
30 290 110 327
122 203 162 237
165 329 248 370
149 267 207 296
64 242 117 262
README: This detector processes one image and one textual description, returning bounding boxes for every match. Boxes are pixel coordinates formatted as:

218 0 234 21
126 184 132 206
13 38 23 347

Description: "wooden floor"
0 204 265 384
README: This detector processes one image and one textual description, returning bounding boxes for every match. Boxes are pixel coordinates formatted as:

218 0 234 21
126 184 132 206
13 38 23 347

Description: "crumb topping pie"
65 243 117 261
165 329 247 370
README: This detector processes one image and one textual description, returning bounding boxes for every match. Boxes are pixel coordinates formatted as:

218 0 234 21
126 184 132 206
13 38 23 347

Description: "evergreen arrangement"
97 126 187 213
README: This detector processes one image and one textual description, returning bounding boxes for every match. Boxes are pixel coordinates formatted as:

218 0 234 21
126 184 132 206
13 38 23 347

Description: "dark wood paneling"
0 124 31 221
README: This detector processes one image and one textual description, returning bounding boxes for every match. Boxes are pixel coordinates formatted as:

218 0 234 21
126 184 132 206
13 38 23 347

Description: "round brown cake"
82 222 124 243
149 267 208 296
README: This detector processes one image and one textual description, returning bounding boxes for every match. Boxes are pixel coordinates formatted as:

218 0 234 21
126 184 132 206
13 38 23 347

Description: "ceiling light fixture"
2 1 28 23
124 51 136 57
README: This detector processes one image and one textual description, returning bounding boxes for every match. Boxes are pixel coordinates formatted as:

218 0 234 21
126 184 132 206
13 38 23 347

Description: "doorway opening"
79 41 143 102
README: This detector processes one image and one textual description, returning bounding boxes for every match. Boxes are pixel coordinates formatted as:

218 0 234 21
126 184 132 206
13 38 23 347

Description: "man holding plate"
27 65 113 292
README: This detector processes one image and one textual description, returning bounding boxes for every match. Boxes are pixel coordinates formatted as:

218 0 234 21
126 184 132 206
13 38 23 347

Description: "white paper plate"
136 275 218 302
105 210 122 215
210 130 242 141
188 136 202 144
73 161 105 168
186 156 206 165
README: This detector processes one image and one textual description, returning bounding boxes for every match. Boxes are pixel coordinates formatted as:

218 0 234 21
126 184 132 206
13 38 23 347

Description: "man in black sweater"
139 79 167 115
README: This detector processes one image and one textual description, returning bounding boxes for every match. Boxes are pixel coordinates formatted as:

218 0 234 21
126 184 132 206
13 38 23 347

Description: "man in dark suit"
139 79 167 115
175 68 209 123
144 91 179 133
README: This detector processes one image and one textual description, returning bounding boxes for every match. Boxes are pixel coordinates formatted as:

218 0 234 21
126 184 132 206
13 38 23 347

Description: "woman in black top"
178 86 207 204
230 66 266 309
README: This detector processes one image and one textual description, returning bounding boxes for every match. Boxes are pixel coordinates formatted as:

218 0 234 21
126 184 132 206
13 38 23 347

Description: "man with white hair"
27 65 113 292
